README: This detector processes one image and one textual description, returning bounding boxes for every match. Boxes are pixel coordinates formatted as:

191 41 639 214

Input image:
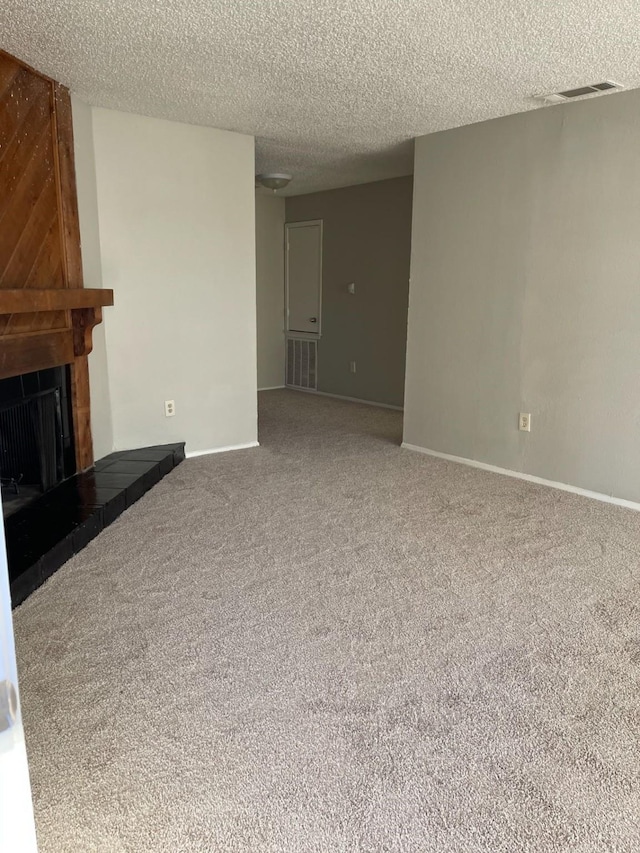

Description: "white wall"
0 520 37 853
71 95 114 459
255 192 285 389
86 108 257 455
404 89 640 503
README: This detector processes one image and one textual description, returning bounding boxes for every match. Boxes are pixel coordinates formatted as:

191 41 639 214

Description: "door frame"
284 219 323 338
0 499 38 852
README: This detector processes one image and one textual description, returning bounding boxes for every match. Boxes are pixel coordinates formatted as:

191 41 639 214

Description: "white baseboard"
287 386 404 412
258 385 285 391
401 442 640 513
186 441 259 459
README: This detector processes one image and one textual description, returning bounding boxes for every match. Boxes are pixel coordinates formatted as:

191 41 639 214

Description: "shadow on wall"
256 192 286 391
283 176 413 409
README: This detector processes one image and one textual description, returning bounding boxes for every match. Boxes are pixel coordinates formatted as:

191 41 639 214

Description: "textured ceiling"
2 1 639 195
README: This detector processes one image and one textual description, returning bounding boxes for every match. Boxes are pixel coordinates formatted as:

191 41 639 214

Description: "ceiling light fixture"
256 173 292 191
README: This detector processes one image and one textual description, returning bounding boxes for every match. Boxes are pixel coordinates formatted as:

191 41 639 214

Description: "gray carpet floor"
13 389 640 852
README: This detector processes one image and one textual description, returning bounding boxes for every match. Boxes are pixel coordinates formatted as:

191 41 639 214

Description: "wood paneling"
0 64 60 294
0 290 112 396
0 49 111 471
53 85 84 289
0 329 75 379
70 356 93 471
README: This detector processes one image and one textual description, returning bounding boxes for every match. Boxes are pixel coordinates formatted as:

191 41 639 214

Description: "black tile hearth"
7 443 185 607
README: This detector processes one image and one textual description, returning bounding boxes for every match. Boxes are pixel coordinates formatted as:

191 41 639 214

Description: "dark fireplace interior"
1 368 186 609
0 367 75 518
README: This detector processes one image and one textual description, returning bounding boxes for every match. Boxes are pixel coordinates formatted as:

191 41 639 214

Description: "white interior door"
0 509 38 852
286 220 322 335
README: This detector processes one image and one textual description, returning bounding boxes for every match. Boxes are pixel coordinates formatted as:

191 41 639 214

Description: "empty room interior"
2 2 640 851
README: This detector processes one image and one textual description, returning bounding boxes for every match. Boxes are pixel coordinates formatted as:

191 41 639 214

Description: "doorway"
285 220 322 391
285 220 322 337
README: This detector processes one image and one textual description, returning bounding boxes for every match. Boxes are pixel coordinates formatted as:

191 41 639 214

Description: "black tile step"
7 442 185 607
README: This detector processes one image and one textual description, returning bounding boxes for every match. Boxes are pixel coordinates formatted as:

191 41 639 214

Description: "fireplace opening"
0 367 75 518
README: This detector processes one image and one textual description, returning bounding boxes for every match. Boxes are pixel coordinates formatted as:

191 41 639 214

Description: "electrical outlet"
347 282 356 294
165 400 176 417
519 412 531 432
349 361 357 374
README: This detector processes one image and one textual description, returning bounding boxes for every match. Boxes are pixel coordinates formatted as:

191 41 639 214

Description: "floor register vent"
286 338 317 390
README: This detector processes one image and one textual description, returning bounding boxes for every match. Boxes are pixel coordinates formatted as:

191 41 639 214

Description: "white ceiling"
2 1 639 196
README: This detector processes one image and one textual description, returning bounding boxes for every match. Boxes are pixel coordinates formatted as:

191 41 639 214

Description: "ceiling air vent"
536 81 624 105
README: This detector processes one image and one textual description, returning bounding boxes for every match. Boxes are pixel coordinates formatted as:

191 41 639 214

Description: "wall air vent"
536 81 624 105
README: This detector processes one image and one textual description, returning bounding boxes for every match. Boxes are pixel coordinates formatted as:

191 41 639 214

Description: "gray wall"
286 177 413 407
255 192 285 389
404 89 640 503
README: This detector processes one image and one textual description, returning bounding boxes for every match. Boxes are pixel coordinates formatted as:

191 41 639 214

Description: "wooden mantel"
0 288 114 314
0 288 114 381
0 49 114 471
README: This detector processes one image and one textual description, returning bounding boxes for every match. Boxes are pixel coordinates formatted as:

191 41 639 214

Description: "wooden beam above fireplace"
0 288 114 314
0 289 114 381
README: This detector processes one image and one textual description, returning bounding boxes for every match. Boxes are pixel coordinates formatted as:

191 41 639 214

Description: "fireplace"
0 49 114 481
0 368 75 518
0 49 124 605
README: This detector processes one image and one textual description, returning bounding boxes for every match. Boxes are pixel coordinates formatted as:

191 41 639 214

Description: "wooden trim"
0 306 103 379
0 329 74 380
71 306 102 357
50 81 96 467
70 355 93 470
52 84 84 289
0 288 113 313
